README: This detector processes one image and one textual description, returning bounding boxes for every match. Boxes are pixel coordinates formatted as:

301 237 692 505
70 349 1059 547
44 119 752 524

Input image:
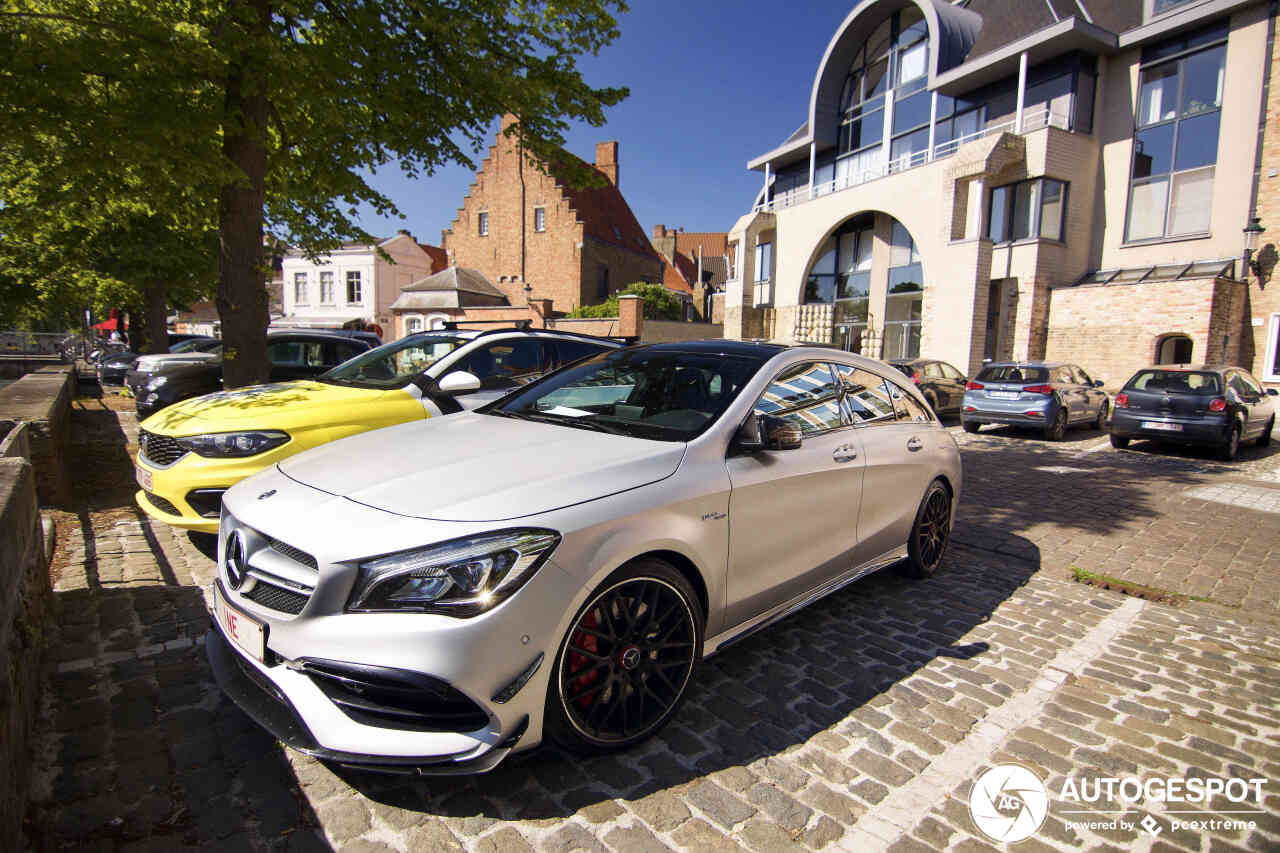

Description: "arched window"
1156 334 1193 364
404 314 424 334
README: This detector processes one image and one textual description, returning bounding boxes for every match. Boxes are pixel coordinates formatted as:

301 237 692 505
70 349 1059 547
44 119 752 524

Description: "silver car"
206 341 962 773
961 361 1109 440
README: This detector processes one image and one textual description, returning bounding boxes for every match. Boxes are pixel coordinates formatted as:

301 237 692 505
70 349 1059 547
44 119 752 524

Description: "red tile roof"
548 152 661 262
418 242 449 273
673 232 729 259
662 256 695 294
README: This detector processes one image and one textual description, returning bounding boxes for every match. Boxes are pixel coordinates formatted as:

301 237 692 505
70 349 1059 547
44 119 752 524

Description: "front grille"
269 538 318 570
139 429 187 467
302 659 489 733
245 583 308 615
144 491 181 516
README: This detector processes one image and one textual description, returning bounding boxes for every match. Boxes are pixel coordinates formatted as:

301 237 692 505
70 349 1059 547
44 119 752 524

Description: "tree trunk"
215 1 272 388
142 280 169 354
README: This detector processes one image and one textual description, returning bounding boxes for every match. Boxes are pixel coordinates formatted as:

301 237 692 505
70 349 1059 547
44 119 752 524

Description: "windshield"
1125 369 1221 394
319 334 465 389
485 349 764 442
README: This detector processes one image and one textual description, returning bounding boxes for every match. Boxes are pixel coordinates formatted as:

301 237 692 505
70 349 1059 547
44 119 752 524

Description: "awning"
270 314 367 329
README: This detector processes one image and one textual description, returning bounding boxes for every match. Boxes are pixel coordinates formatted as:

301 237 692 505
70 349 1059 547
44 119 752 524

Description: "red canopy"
93 309 121 332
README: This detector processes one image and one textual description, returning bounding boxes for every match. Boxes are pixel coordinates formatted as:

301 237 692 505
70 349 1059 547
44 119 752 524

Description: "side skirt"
703 545 908 657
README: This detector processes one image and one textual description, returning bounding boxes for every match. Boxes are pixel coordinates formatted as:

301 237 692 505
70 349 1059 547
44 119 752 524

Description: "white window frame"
534 207 546 232
346 271 363 304
427 313 450 330
478 211 489 236
319 270 335 304
293 272 308 305
404 314 424 334
1264 313 1280 383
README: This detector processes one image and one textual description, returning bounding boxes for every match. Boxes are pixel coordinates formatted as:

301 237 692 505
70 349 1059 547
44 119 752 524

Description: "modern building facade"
726 0 1275 388
441 116 664 314
279 232 444 334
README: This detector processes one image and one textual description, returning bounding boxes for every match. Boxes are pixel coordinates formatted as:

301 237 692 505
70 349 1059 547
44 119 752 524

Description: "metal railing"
757 106 1071 213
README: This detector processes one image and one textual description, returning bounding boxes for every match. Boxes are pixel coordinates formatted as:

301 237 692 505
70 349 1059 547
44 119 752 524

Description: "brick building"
441 117 664 314
1248 10 1280 389
728 0 1276 388
651 226 735 322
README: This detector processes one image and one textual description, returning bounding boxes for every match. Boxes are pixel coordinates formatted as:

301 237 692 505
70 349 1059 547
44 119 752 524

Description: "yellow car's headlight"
175 430 289 458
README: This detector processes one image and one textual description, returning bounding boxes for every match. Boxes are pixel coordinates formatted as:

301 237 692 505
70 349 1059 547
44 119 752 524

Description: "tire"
901 480 953 579
962 421 979 434
923 394 938 415
545 558 703 755
1094 400 1109 431
1110 434 1129 449
1258 416 1274 448
1045 407 1067 441
1217 424 1241 461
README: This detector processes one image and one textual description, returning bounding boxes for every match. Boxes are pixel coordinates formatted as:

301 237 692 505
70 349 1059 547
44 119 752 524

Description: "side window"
459 339 547 390
941 362 964 381
1069 366 1089 386
832 364 898 426
554 339 608 367
922 362 943 379
884 377 933 422
1237 372 1263 397
1052 367 1073 385
753 362 842 434
326 341 365 366
267 340 304 366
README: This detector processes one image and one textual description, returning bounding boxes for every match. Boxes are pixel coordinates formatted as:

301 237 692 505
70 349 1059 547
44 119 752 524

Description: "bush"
567 282 684 321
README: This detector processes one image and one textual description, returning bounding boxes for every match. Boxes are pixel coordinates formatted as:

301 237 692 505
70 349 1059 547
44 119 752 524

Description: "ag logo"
969 763 1049 843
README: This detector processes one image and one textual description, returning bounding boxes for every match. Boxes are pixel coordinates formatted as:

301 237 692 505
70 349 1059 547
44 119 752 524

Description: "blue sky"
357 2 852 245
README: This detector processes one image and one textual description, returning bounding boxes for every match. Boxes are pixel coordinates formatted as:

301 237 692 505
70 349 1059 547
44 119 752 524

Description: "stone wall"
0 366 76 505
0 455 53 847
642 321 724 344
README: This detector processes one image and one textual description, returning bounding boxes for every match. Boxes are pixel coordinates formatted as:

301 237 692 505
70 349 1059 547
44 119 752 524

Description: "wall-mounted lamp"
1242 217 1265 284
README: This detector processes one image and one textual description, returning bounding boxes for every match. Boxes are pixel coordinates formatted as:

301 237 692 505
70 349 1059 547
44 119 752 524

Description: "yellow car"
134 328 621 532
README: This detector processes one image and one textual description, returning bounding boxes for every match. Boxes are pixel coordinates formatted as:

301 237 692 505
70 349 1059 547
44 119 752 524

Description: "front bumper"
1110 410 1228 446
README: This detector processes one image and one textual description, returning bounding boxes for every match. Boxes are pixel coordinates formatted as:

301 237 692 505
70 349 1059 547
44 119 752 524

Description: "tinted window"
885 378 933 422
831 364 898 426
889 362 915 377
458 339 548 390
1072 366 1094 386
940 362 964 381
754 362 843 434
554 339 610 367
1126 369 1221 394
268 340 325 367
976 365 1049 384
332 342 366 364
922 362 943 379
1235 372 1263 396
320 335 465 389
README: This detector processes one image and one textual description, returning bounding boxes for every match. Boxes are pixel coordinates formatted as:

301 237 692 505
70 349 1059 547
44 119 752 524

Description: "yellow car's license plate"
136 465 153 492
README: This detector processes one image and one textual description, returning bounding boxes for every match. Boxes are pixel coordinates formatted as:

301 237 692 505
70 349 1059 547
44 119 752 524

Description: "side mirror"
1093 380 1105 388
438 370 481 395
734 413 802 451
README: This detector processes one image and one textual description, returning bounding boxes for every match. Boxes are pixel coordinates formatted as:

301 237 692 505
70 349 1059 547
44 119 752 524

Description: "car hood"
135 352 219 371
277 411 685 522
141 380 393 433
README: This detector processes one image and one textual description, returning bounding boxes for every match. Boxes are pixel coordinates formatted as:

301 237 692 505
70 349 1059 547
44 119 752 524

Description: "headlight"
146 375 168 388
348 528 560 616
174 430 289 458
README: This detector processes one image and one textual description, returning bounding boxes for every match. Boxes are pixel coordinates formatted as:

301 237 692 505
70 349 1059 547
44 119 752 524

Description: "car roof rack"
437 321 635 346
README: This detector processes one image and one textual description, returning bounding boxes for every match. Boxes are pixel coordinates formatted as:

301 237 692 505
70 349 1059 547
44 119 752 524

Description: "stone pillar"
618 294 643 340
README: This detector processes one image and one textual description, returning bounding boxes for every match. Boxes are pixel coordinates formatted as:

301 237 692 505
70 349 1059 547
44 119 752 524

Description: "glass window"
268 340 324 367
940 362 964 381
319 271 335 303
885 378 932 422
893 90 932 135
754 362 843 434
478 212 489 236
755 242 772 283
1126 39 1225 241
989 186 1011 243
405 316 423 334
832 365 898 425
320 335 464 389
1040 181 1064 241
346 271 362 303
922 362 943 378
293 272 307 304
1011 181 1039 241
889 221 919 266
533 207 546 232
332 342 366 365
458 339 547 390
554 339 609 367
989 178 1067 242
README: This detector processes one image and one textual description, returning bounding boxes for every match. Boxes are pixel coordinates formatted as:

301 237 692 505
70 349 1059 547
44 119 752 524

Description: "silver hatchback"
962 361 1109 440
206 342 962 772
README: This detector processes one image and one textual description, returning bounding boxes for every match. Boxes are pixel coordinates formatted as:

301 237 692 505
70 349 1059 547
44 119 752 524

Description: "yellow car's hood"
142 380 407 434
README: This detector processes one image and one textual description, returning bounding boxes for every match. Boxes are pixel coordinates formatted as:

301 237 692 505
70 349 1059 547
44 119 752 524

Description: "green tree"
1 0 627 385
568 282 685 321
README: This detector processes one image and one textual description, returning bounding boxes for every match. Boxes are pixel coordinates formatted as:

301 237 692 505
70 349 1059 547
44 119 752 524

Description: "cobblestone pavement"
21 394 1280 852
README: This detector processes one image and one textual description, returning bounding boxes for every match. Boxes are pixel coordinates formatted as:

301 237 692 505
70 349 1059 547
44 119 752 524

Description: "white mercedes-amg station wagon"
207 341 962 774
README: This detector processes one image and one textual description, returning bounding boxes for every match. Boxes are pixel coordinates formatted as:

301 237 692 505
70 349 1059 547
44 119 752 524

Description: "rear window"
976 365 1048 383
1126 370 1221 394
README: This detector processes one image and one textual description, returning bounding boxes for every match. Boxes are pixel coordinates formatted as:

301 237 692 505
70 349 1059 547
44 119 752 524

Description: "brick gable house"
441 117 664 314
652 226 733 322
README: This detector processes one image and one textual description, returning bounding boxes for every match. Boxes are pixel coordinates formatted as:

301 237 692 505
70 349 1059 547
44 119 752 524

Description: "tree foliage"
1 0 629 384
568 282 685 321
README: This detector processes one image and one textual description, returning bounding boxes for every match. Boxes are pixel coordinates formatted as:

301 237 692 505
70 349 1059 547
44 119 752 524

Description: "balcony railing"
757 106 1071 213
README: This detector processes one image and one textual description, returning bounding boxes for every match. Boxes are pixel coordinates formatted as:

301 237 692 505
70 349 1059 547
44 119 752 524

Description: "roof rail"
437 321 636 346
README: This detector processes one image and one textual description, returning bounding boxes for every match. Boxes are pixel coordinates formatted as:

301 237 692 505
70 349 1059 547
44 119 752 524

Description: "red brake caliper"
568 610 600 708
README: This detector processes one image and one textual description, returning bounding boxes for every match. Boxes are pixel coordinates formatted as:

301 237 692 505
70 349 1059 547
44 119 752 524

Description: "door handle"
832 443 858 463
906 436 923 452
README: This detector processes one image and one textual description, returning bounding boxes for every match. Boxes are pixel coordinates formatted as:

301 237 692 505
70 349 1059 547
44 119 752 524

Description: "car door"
1071 365 1103 420
1229 371 1266 438
725 361 865 628
936 361 963 412
443 337 553 409
1052 365 1083 422
840 366 937 564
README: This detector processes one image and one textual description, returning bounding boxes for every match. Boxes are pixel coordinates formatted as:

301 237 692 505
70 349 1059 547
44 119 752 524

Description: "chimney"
595 141 619 187
652 224 666 239
397 228 414 241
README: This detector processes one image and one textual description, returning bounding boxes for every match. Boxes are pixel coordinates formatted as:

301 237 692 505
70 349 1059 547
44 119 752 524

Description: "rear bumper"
1110 410 1228 445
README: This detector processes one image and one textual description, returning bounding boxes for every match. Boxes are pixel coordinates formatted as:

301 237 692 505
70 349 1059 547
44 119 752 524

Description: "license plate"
213 583 266 661
1141 421 1183 432
988 391 1019 400
135 465 153 492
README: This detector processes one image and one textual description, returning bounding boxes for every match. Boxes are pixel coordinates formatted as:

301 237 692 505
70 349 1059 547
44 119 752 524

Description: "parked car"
888 359 968 415
96 335 217 386
204 341 962 773
961 361 1108 440
130 330 373 421
134 328 623 533
1110 365 1277 460
124 338 225 398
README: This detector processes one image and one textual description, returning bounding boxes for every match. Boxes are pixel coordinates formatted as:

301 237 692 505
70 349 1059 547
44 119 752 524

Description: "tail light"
965 381 984 391
911 372 920 384
1115 392 1129 408
1024 385 1054 395
1208 398 1227 412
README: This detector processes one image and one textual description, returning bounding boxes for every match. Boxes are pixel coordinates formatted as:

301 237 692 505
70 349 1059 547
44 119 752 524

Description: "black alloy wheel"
547 560 702 753
1045 407 1067 441
1110 433 1129 449
1094 400 1109 430
962 421 979 434
903 480 952 578
1258 416 1274 448
1218 424 1241 461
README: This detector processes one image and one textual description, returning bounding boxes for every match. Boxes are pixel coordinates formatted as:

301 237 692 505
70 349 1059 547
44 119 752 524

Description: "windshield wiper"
501 410 628 435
